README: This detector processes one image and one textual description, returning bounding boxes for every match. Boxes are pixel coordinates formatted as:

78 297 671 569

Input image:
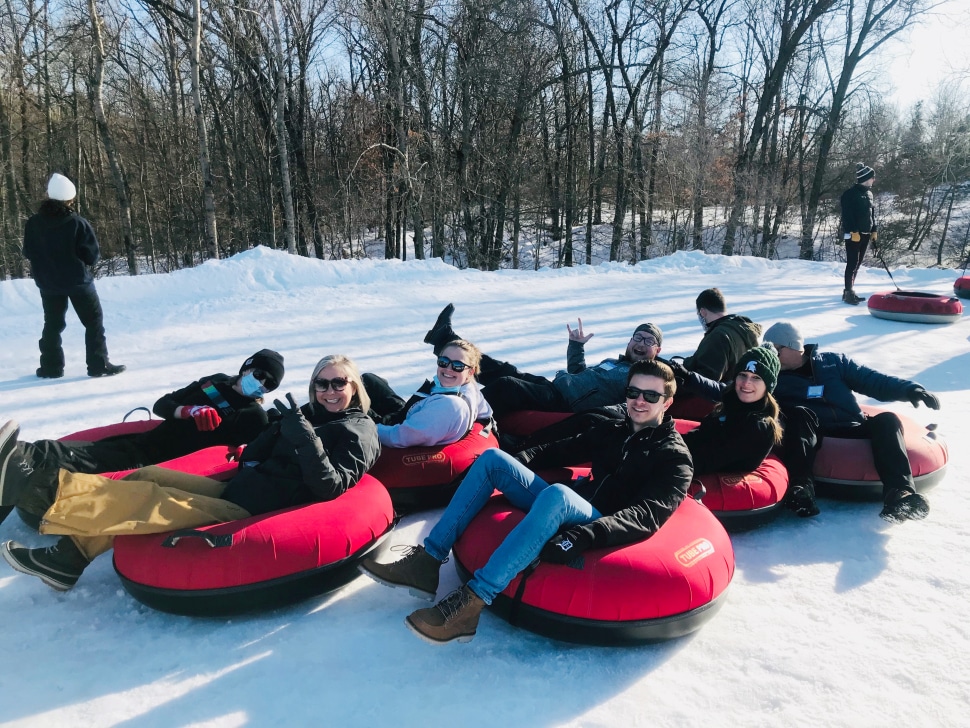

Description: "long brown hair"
713 386 783 445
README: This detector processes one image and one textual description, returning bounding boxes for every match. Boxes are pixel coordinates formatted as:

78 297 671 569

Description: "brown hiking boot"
406 585 486 644
358 544 442 601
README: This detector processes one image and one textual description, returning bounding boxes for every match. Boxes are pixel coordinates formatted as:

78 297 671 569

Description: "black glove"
908 387 940 410
539 529 592 564
274 393 318 445
666 357 690 385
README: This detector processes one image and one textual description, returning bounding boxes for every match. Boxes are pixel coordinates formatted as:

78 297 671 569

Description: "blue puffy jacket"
772 345 919 427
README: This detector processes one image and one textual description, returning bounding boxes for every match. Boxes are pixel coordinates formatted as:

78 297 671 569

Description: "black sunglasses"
625 386 665 403
437 355 472 373
313 377 350 392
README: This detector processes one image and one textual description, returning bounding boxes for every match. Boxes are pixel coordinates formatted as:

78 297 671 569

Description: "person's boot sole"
1 541 78 591
0 421 23 507
404 614 476 644
357 562 436 601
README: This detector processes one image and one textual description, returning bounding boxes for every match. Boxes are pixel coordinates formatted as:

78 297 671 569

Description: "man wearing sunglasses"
0 349 284 527
422 304 663 417
359 359 692 644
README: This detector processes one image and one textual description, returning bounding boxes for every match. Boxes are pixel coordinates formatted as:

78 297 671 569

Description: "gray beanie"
634 323 663 345
762 322 804 352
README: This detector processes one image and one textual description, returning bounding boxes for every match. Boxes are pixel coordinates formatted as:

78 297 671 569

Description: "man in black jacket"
358 359 692 644
0 349 284 526
839 162 877 305
22 173 125 378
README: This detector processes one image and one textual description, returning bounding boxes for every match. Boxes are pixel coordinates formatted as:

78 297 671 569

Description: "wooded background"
2 0 969 279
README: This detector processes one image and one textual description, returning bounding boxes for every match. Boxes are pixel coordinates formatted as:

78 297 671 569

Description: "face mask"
240 372 267 398
697 311 708 332
431 375 462 394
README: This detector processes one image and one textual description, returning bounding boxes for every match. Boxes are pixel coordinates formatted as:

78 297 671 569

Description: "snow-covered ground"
1 248 967 727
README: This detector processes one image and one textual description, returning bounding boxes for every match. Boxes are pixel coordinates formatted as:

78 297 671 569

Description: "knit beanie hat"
47 173 77 201
762 321 804 352
634 323 663 345
855 162 875 184
240 349 284 391
734 344 781 393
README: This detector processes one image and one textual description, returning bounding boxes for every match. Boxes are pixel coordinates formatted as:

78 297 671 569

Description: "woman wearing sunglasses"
1 355 380 592
363 340 493 448
359 359 692 644
1 349 285 527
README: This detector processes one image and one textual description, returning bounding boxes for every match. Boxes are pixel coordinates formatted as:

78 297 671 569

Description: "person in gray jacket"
422 304 662 417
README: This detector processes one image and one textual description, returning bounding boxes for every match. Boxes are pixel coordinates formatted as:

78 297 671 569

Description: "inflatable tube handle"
691 481 707 502
162 529 233 549
123 406 153 422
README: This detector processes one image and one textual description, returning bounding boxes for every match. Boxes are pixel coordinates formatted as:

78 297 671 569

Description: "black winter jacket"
220 404 380 515
518 416 692 549
684 314 762 382
772 345 920 428
840 184 876 235
23 209 100 294
681 398 777 475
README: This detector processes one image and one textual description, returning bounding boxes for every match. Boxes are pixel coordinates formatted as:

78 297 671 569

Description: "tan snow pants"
39 466 251 561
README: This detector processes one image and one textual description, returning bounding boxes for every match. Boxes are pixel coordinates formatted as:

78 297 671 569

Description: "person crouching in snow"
363 339 493 448
358 359 692 645
0 355 379 592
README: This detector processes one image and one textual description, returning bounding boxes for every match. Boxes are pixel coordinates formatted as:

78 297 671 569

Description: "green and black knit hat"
733 343 780 393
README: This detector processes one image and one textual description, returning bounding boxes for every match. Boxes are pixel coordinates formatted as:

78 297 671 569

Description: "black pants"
39 284 110 373
362 372 408 424
476 353 569 418
15 437 148 517
780 407 914 500
844 233 871 289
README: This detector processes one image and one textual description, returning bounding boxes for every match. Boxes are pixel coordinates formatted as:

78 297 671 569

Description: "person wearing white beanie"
21 173 125 378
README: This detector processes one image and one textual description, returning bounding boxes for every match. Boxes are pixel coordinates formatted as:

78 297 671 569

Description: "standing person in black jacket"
22 173 124 378
0 349 284 526
1 354 379 592
359 360 692 645
839 162 877 305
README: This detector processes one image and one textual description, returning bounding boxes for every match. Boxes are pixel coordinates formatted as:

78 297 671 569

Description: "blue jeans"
424 449 600 604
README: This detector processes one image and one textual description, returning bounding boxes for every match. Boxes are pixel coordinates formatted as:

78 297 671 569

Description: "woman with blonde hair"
1 355 379 592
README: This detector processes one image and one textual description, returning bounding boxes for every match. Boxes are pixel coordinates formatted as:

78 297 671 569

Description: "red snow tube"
813 405 948 499
954 276 970 300
367 422 499 509
867 290 962 324
689 455 789 531
113 472 395 616
451 495 734 645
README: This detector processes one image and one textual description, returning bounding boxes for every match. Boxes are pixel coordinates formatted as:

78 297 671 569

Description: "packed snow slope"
1 248 968 727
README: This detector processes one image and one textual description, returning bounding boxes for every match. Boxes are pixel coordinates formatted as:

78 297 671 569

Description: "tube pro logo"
675 538 715 567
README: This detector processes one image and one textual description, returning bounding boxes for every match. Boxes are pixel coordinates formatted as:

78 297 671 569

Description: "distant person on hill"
22 173 125 379
839 162 877 305
0 349 284 528
363 339 493 448
421 304 662 417
761 322 939 523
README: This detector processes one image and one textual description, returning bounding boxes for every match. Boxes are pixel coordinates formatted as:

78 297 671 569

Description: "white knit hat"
47 173 77 201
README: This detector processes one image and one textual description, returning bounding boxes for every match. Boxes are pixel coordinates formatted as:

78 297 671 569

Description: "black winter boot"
423 304 458 354
88 362 126 377
0 421 28 507
2 537 91 591
787 478 821 518
35 367 64 379
359 544 442 601
880 490 929 524
842 289 864 305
